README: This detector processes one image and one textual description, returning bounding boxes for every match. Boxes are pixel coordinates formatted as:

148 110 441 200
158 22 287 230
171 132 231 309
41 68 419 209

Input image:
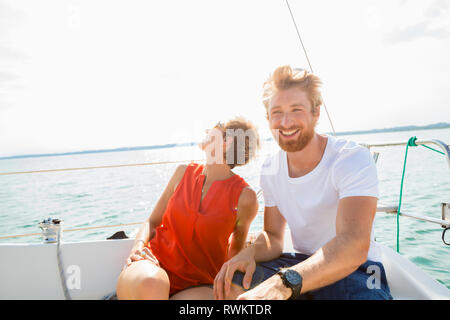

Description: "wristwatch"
277 268 303 300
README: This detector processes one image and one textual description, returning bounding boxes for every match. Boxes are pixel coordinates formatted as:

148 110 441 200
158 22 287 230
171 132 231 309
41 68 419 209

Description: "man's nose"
280 112 293 127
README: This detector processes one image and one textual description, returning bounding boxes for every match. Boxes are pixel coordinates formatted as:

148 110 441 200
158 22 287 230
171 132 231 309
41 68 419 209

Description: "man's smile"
279 129 301 139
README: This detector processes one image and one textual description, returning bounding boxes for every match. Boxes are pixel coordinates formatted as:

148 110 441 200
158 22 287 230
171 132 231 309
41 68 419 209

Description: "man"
213 65 392 300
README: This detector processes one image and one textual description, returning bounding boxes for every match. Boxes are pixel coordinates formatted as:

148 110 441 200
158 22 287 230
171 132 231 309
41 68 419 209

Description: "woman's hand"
124 245 160 270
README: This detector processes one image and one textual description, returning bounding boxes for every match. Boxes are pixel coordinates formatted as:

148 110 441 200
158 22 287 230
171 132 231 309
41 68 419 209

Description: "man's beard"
275 121 316 153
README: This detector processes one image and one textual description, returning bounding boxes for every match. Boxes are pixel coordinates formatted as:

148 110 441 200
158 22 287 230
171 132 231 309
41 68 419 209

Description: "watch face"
285 270 302 286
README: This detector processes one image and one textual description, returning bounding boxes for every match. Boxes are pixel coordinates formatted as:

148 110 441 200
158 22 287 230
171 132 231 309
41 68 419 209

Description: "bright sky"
1 0 449 157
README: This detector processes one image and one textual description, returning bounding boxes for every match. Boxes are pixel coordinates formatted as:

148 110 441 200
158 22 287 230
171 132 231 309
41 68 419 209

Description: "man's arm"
238 196 377 299
251 205 287 262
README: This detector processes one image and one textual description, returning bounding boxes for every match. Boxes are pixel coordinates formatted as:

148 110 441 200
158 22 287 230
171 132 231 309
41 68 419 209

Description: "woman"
116 117 260 299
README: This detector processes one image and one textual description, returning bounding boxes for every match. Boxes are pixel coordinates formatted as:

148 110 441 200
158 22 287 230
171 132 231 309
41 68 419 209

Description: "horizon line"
1 122 449 160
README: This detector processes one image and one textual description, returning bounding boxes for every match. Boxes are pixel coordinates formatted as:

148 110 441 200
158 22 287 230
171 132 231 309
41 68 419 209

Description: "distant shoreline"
329 122 450 136
1 122 449 160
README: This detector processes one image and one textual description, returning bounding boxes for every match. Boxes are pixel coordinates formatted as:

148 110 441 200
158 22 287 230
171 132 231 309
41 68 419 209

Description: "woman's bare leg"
224 284 246 300
169 284 245 300
170 286 214 300
116 260 170 300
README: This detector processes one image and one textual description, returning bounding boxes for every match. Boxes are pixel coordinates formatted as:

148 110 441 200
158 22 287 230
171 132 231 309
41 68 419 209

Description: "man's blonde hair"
262 65 323 114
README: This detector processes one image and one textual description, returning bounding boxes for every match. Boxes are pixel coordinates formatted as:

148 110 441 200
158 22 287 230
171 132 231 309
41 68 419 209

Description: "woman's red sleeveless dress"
148 163 249 295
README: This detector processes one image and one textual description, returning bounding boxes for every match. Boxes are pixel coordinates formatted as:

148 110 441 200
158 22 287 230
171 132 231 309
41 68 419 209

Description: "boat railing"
0 137 449 245
361 138 450 169
361 137 450 247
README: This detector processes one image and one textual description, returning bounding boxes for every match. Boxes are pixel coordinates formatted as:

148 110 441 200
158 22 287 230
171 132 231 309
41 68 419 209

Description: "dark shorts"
231 252 393 300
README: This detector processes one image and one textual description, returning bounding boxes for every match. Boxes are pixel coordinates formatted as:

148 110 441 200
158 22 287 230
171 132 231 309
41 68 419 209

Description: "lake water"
1 128 449 289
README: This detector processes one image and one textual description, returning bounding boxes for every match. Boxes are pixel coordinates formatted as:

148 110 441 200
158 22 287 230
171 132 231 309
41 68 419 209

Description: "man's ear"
314 104 321 119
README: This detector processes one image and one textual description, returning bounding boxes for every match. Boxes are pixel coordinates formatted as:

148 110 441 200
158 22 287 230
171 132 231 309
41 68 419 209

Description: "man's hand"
237 274 292 300
214 247 256 300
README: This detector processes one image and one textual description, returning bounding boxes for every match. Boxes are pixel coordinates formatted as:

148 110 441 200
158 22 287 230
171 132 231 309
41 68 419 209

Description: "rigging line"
285 0 337 137
0 193 268 239
0 159 202 176
285 0 315 74
0 222 143 240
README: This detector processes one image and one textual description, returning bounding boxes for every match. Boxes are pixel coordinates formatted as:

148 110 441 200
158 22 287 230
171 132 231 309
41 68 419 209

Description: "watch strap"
277 269 302 300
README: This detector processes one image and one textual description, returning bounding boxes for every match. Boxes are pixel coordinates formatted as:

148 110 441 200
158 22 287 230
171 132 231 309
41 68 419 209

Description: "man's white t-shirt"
260 134 381 262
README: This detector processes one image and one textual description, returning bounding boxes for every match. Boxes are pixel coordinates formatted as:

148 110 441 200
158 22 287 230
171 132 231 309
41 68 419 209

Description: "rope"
0 164 265 240
0 205 269 240
420 144 446 155
443 228 450 246
0 222 143 240
56 227 71 300
0 159 201 176
285 0 337 137
396 136 449 252
396 137 417 253
0 192 267 240
0 232 41 240
285 0 315 75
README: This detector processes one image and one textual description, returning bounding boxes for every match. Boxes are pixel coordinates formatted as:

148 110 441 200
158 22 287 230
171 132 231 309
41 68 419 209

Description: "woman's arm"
126 164 188 266
227 187 259 259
